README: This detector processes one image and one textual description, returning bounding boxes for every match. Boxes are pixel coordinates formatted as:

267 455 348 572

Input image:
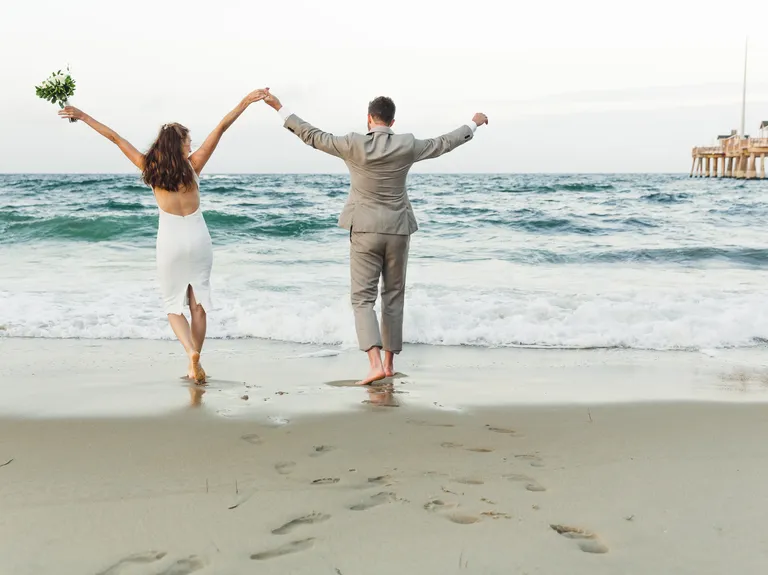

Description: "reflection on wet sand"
188 385 206 407
364 384 399 407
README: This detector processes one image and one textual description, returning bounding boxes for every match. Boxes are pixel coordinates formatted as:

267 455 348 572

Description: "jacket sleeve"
283 113 352 159
412 125 474 162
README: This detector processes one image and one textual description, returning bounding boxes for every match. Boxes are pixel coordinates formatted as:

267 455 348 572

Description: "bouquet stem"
61 100 76 123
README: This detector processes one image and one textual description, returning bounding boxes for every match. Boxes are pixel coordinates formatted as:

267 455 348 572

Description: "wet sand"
2 339 768 573
2 338 768 419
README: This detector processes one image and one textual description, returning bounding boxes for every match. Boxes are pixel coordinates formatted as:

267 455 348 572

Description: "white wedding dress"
155 172 213 315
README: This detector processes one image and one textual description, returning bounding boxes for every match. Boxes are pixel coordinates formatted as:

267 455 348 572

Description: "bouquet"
35 68 77 122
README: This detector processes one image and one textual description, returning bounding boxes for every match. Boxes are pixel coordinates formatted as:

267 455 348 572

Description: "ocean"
1 173 767 350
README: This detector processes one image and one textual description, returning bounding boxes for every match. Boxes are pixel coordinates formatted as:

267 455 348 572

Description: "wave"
643 192 693 203
559 183 615 192
103 199 147 211
2 282 766 350
1 215 156 242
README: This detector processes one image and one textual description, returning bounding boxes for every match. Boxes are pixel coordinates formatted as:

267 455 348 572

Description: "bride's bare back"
154 183 201 216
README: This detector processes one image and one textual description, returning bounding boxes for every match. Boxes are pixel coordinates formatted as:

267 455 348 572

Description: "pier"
690 123 768 179
690 40 767 180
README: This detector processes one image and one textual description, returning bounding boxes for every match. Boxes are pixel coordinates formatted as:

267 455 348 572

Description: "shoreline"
1 338 768 420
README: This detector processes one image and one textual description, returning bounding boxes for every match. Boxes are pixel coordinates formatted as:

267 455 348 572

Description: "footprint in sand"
515 453 545 468
94 551 167 575
274 461 296 475
441 442 462 449
423 499 481 525
486 425 519 436
251 538 315 560
272 512 331 535
241 433 262 445
367 475 393 485
310 445 336 457
349 491 398 511
451 477 485 485
466 447 494 453
407 419 455 428
481 511 511 520
504 474 546 492
447 513 482 525
157 555 207 575
312 477 340 485
550 524 609 554
424 498 458 512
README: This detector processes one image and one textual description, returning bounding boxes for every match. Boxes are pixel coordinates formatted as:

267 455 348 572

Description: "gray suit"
283 113 474 352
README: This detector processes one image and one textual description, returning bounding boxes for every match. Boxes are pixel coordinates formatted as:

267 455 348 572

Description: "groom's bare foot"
189 351 206 384
384 351 396 377
355 367 387 386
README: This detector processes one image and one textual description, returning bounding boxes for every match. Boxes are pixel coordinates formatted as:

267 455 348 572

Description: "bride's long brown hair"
142 123 196 192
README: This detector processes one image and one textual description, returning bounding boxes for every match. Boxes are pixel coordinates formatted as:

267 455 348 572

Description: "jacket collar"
367 125 394 135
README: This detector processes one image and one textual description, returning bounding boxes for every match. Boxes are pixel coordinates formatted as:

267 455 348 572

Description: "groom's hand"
472 113 488 126
244 89 268 105
263 89 282 111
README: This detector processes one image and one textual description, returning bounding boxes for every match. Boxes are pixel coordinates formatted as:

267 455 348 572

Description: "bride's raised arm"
188 89 267 176
58 106 144 170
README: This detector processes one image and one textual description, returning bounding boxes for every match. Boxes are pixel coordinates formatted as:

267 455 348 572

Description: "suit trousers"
349 231 410 353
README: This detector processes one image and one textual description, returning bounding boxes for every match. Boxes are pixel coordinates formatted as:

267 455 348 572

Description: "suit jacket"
283 114 474 235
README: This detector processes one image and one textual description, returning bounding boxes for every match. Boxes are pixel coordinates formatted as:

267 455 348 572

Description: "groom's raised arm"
413 113 489 163
264 90 352 159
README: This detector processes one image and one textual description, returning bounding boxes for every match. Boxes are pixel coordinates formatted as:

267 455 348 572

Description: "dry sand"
2 339 768 573
3 404 768 573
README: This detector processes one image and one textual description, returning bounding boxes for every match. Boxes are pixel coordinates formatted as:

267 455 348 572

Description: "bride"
59 89 267 383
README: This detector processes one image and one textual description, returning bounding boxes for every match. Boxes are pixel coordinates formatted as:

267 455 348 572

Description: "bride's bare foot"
355 367 387 386
189 351 206 384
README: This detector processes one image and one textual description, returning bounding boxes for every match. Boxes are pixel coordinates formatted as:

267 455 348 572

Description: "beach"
2 339 768 574
4 172 768 573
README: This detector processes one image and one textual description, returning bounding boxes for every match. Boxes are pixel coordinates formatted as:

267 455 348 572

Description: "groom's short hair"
368 96 396 125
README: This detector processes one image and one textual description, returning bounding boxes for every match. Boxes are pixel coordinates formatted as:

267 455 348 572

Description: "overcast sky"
2 0 767 173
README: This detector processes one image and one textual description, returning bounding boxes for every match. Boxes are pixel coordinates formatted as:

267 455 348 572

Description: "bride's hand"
244 89 268 105
58 106 86 121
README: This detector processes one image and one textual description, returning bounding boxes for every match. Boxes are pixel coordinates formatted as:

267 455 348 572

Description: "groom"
263 90 488 385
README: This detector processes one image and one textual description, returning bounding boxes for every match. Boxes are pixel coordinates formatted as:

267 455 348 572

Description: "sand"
2 339 768 573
